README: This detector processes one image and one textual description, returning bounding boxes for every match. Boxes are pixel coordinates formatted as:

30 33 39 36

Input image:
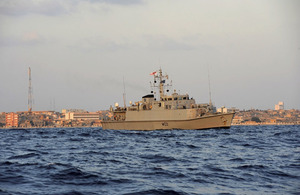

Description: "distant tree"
251 117 261 123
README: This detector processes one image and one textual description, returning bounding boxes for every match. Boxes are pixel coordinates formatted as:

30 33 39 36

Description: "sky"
0 0 299 112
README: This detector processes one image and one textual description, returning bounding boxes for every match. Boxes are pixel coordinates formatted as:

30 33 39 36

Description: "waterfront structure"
17 111 55 115
62 109 85 114
65 112 100 120
232 109 300 125
275 101 284 110
5 113 19 127
217 107 239 114
102 68 235 130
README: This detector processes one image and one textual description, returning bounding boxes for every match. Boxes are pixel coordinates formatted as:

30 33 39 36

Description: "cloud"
87 0 144 6
22 32 40 42
0 32 44 47
70 37 130 52
0 0 144 16
144 35 196 51
0 0 69 16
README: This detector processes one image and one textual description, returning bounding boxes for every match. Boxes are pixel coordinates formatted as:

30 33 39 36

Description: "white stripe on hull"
102 113 234 130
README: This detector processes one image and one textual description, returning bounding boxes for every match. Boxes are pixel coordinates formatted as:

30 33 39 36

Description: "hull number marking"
162 122 168 126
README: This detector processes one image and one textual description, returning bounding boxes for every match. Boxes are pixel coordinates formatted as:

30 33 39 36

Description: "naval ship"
102 69 234 130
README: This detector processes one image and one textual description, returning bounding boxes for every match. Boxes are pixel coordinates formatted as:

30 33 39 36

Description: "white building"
65 112 100 120
217 106 228 113
217 107 238 113
275 101 284 110
62 109 85 114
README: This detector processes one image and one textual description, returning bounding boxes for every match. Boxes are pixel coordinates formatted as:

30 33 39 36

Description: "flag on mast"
150 71 157 75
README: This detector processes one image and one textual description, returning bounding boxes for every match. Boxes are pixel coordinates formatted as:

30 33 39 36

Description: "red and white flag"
150 71 157 75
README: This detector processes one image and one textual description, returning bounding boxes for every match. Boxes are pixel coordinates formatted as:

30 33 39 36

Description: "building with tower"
275 101 284 110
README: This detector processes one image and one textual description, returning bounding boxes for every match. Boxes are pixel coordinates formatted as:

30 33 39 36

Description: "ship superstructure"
102 68 234 130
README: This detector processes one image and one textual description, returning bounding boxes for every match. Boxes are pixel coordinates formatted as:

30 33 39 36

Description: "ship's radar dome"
115 102 119 107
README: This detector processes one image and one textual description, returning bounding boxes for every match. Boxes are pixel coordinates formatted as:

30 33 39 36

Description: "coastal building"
5 112 19 127
275 101 284 110
65 112 100 120
217 107 228 113
16 111 55 115
62 109 85 114
217 107 238 113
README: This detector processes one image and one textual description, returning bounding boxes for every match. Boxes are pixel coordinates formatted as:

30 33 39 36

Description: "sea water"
0 126 299 195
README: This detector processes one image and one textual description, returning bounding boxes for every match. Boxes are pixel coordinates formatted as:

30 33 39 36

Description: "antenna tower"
123 77 126 108
208 66 212 106
28 67 33 112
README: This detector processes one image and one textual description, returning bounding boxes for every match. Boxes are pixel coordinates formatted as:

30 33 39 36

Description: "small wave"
195 133 216 138
186 144 198 149
205 165 227 172
109 178 133 184
8 152 40 160
60 191 85 195
10 128 30 132
265 170 299 179
236 164 266 170
124 189 188 195
0 161 14 166
139 154 176 163
225 137 241 144
287 163 300 168
192 178 210 184
69 137 84 141
49 162 72 167
274 130 293 137
17 162 39 167
78 132 91 137
26 148 48 155
151 169 186 178
0 174 27 184
58 130 66 134
229 158 244 162
242 143 252 147
37 130 51 135
51 167 98 181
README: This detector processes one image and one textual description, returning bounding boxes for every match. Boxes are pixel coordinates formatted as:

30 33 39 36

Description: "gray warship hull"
102 112 234 130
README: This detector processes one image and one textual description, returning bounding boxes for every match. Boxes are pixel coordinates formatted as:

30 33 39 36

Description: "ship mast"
123 76 126 108
159 68 164 99
151 68 170 100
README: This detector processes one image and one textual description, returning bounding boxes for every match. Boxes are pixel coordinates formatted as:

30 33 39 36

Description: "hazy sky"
0 0 299 112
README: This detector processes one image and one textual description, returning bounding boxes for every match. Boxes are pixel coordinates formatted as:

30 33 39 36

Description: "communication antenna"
50 98 56 111
123 76 126 108
208 65 212 106
28 67 33 112
50 98 52 111
53 98 56 112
